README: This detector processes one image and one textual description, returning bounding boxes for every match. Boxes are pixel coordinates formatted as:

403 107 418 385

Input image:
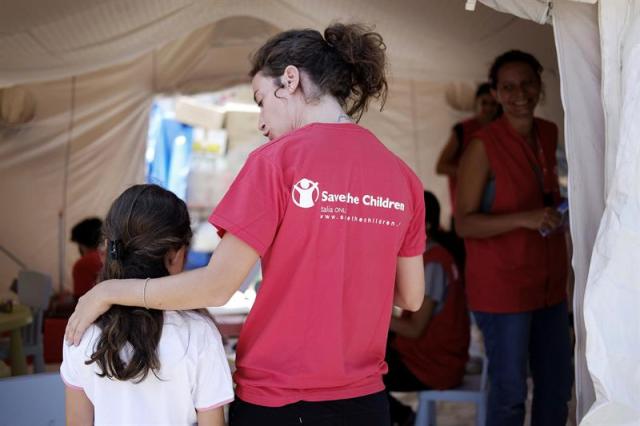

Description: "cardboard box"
175 96 225 130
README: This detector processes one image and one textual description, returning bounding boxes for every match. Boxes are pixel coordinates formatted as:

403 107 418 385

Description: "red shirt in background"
72 250 102 299
210 123 426 407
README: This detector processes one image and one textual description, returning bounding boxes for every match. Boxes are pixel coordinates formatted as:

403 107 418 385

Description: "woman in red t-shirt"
66 24 427 426
455 50 572 426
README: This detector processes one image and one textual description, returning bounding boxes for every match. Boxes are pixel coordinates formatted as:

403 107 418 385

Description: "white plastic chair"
0 270 53 373
0 372 65 425
414 354 489 426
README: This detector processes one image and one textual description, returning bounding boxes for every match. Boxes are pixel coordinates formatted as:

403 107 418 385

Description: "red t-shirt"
209 122 426 407
72 250 102 299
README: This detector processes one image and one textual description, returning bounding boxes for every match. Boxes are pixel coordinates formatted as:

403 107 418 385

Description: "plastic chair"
0 270 53 373
0 372 65 425
414 354 489 426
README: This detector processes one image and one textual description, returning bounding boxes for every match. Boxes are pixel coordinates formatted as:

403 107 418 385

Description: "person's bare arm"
435 132 460 177
66 387 93 426
393 256 425 312
390 296 436 339
196 407 225 426
454 139 561 239
66 233 259 345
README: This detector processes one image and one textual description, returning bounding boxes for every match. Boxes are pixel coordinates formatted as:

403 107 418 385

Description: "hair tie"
108 239 123 260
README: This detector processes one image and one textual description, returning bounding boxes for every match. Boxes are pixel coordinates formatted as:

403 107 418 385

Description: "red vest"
393 245 470 390
448 118 484 210
465 116 568 313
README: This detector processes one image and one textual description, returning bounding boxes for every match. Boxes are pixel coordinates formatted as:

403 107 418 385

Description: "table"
0 304 33 376
208 290 255 339
207 290 255 316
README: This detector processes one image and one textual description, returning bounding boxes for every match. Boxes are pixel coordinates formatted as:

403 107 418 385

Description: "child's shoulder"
62 324 102 375
163 311 223 345
71 324 102 355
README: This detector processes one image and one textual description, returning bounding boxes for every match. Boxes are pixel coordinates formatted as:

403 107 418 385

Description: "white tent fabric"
478 0 552 24
581 0 640 423
551 1 603 421
0 0 247 86
0 0 563 85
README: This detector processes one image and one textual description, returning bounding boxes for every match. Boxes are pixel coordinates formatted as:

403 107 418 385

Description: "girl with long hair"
61 184 233 425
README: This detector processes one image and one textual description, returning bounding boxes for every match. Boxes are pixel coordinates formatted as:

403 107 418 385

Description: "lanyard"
521 124 552 196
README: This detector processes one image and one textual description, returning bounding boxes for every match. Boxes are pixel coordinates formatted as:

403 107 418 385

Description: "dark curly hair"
250 23 388 121
488 50 543 89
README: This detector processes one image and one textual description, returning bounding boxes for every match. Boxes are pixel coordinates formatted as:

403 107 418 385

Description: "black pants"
228 391 390 426
384 343 429 424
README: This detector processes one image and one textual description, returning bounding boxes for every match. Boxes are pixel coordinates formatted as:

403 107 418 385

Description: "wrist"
515 211 531 229
95 279 117 306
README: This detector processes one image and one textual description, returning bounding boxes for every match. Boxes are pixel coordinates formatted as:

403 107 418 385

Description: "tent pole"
59 76 76 293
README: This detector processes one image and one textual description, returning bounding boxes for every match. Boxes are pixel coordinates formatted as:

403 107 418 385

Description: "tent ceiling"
0 0 557 86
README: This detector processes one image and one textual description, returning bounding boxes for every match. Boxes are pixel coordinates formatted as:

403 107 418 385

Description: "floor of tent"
42 362 577 425
391 381 578 426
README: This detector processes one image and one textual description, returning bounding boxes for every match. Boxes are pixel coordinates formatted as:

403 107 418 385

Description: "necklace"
336 113 352 123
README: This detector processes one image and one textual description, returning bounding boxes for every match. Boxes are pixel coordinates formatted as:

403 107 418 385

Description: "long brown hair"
250 23 388 121
87 184 194 382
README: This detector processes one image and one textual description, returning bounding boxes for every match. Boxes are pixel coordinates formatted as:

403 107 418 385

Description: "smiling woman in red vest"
455 50 572 426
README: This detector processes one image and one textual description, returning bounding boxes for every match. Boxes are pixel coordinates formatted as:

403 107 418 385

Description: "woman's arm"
390 296 436 339
196 407 225 426
435 132 460 177
393 255 425 312
66 233 259 345
454 139 561 239
66 387 93 426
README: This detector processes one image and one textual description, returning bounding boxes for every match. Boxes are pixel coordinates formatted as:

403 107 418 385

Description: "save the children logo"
292 178 320 208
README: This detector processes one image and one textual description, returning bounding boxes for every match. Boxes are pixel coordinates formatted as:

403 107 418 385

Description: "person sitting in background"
70 217 103 299
384 191 470 426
